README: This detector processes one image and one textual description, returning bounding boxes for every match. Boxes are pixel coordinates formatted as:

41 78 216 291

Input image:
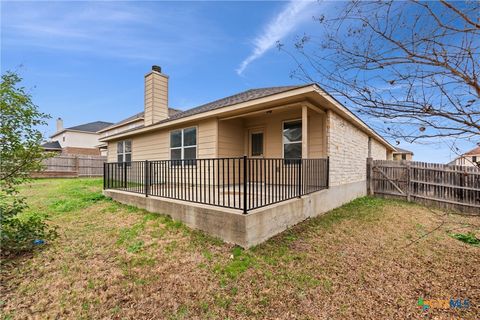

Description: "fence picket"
368 160 479 214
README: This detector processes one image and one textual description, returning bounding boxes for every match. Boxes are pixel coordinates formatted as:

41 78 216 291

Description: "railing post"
298 159 302 198
145 160 149 197
103 162 106 190
243 155 247 214
326 157 330 188
123 162 127 188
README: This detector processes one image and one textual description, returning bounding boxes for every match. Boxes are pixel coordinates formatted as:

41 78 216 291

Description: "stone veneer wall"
326 111 388 186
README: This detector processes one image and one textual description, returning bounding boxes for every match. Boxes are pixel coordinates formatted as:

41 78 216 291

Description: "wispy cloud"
236 0 315 75
2 2 225 62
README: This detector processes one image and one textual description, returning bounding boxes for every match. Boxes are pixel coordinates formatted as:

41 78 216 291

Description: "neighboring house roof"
100 83 395 151
464 146 480 156
51 121 113 137
393 147 413 154
41 141 62 150
67 121 113 132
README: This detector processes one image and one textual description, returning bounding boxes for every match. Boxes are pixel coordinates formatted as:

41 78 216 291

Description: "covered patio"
104 157 329 213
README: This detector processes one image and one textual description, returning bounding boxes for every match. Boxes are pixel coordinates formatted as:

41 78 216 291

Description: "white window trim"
117 140 132 163
170 126 198 162
282 119 302 159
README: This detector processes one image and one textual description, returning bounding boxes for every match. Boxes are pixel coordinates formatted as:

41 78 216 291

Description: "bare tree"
282 0 479 145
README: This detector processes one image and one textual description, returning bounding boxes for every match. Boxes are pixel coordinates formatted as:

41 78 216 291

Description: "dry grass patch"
1 179 479 319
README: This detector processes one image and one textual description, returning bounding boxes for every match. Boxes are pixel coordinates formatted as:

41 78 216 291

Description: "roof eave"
97 117 144 133
99 85 317 142
100 84 394 151
310 84 395 151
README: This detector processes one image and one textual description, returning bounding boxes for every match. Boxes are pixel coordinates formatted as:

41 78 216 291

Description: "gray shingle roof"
101 84 313 140
67 121 113 132
157 85 309 125
100 108 181 133
394 147 413 154
41 141 62 150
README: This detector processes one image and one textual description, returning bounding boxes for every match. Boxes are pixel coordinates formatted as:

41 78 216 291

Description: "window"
402 154 407 160
283 120 302 161
170 127 197 165
251 132 264 157
117 140 132 164
473 156 477 163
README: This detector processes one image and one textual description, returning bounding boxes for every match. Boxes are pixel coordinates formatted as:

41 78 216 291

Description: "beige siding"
51 131 100 149
198 118 218 158
243 108 303 158
107 141 117 162
241 107 327 158
308 110 326 158
107 118 217 162
218 118 245 157
144 72 169 125
371 139 388 160
393 153 413 161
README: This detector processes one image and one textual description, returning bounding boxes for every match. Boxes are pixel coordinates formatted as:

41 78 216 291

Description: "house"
449 146 480 167
42 118 113 156
97 109 180 156
392 147 414 161
101 65 396 247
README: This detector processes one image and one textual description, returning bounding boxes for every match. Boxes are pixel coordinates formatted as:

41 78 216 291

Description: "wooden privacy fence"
33 155 107 178
367 159 480 214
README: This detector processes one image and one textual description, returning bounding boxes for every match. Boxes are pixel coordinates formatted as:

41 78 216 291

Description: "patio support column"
302 105 308 158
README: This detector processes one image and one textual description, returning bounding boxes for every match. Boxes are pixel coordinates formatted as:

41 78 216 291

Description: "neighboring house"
449 146 480 167
393 147 414 161
42 118 113 156
40 141 62 153
101 65 396 247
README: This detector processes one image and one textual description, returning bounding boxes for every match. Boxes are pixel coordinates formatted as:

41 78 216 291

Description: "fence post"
243 155 247 214
298 159 302 198
366 157 373 195
75 156 80 177
406 161 411 202
145 160 149 197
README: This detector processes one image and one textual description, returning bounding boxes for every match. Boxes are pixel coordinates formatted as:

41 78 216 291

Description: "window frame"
282 119 303 163
249 129 265 157
170 126 197 166
117 140 132 166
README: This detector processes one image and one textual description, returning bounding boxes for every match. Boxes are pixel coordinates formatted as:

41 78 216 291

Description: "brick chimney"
144 65 169 125
56 117 63 132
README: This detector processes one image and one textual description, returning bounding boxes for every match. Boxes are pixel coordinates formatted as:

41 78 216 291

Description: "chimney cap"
152 65 162 73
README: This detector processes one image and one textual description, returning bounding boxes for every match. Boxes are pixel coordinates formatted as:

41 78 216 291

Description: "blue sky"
1 1 476 162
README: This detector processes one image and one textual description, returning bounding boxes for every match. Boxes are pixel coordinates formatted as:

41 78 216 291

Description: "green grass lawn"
1 178 479 319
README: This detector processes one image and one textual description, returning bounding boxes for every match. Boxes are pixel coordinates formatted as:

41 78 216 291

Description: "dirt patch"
1 180 479 319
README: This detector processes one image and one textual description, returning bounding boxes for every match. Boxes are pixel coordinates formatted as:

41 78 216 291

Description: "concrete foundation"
104 180 366 248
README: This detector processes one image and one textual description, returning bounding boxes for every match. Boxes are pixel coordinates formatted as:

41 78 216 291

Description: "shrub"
0 71 57 255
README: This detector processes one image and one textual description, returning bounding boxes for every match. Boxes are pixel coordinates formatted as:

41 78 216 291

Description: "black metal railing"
104 156 329 213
